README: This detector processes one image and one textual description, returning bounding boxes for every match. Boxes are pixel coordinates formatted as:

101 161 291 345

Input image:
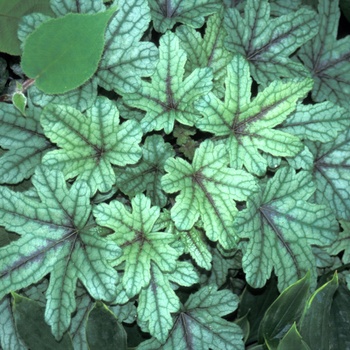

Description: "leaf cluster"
0 0 350 349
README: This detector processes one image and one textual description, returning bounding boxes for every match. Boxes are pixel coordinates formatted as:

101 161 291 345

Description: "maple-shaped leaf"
278 101 350 143
41 96 143 196
93 194 180 298
297 0 350 109
0 103 53 184
234 166 339 291
224 0 318 84
137 285 244 350
195 55 312 176
148 0 221 33
176 10 233 97
306 129 350 221
161 140 258 249
97 0 158 94
115 135 175 207
122 31 213 134
0 166 121 339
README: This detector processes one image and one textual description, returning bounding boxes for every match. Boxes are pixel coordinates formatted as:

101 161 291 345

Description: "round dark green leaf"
21 8 115 94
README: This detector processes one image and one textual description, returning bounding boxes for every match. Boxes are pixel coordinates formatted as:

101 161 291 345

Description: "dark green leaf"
86 302 127 350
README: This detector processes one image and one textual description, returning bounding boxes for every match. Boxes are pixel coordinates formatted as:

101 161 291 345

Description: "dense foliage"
0 0 349 349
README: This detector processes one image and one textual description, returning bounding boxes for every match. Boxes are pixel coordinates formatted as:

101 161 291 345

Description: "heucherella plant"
0 0 349 349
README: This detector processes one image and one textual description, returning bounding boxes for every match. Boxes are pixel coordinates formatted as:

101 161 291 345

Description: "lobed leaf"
97 0 158 94
148 0 221 33
195 55 312 175
123 31 213 134
297 0 350 109
0 103 53 184
0 166 121 339
93 194 180 298
224 0 318 84
162 140 258 249
306 129 350 220
234 167 339 291
41 97 143 195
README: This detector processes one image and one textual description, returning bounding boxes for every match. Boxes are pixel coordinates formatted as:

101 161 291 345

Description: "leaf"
93 193 180 298
195 55 312 176
0 0 54 55
50 0 106 15
122 31 213 134
279 101 350 143
299 273 339 350
41 97 143 195
162 140 258 249
12 293 74 349
69 287 93 350
138 285 244 350
326 221 350 263
258 273 311 347
28 78 99 111
0 166 121 339
138 263 181 343
224 0 318 84
178 227 212 270
176 10 233 97
148 0 221 33
0 103 53 184
21 8 115 94
97 0 158 94
297 0 350 109
234 167 339 291
86 302 127 350
277 323 311 350
115 135 175 207
0 296 27 350
306 129 350 220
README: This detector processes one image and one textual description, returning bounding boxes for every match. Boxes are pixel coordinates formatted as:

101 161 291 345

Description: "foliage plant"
0 0 350 349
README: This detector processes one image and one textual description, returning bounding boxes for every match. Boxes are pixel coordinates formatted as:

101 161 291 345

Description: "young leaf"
138 285 244 350
21 8 115 94
162 140 258 249
234 167 339 291
93 194 180 298
148 0 221 33
297 0 350 109
0 166 121 339
176 10 233 96
97 0 158 94
115 135 175 207
195 55 312 176
122 31 213 134
137 263 181 343
0 103 53 184
41 97 143 195
306 129 350 220
277 323 311 350
0 0 54 55
224 0 318 84
279 101 350 143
